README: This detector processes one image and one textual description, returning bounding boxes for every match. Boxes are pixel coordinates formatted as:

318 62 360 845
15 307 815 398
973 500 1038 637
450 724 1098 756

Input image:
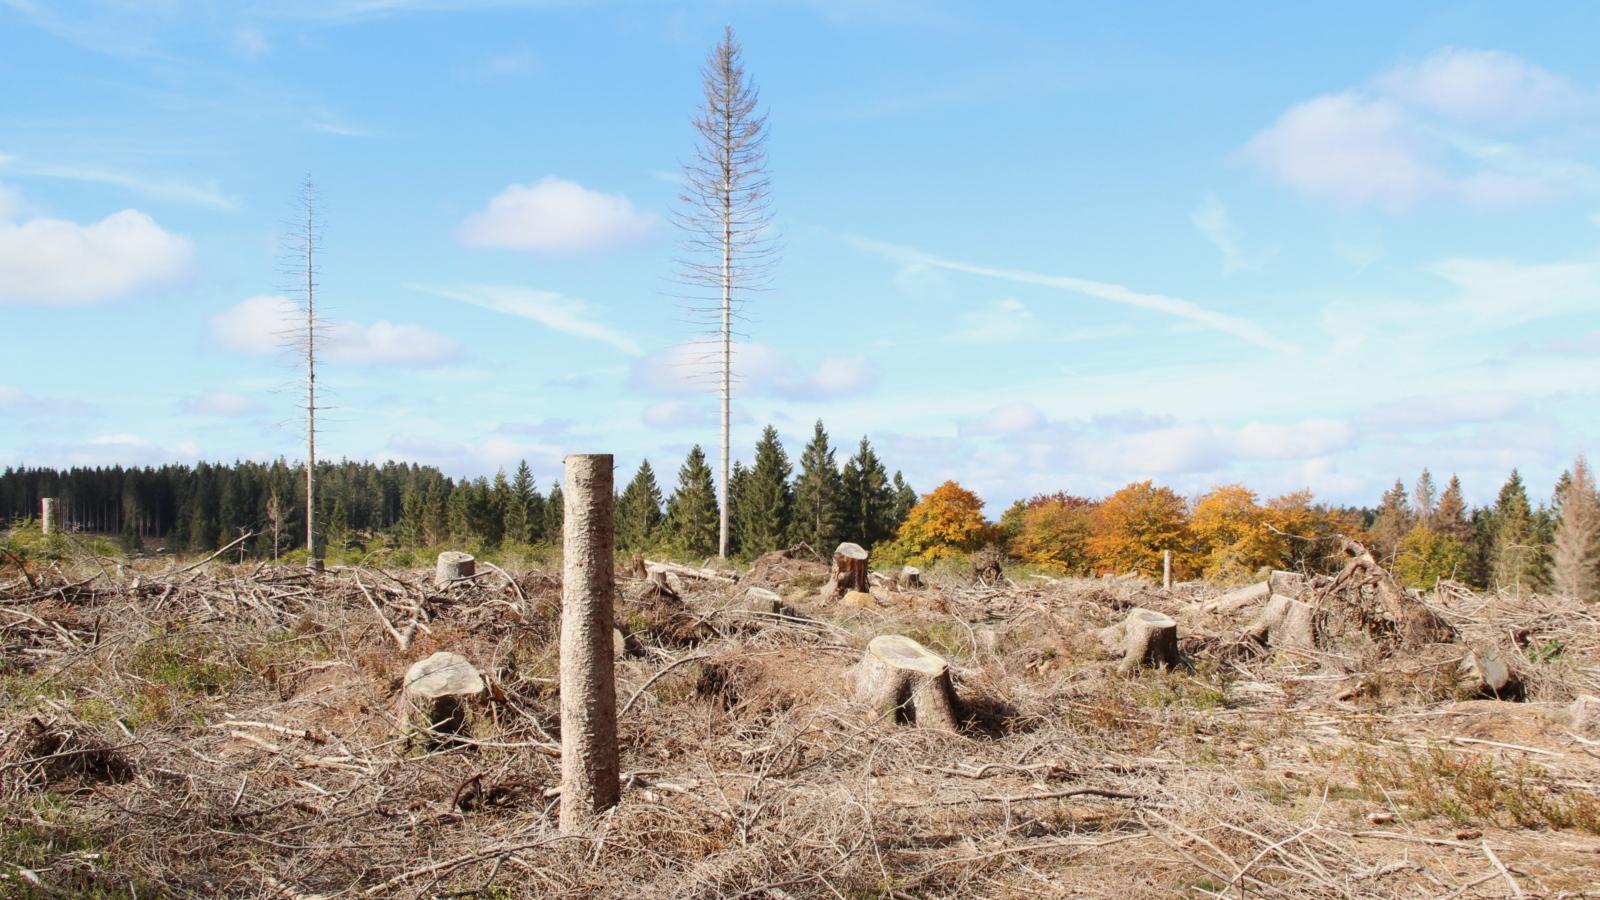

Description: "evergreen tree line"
614 422 918 559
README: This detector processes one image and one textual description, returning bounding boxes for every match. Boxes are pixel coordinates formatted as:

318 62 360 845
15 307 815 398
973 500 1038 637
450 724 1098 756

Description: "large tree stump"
1098 608 1179 675
39 498 58 535
822 542 870 602
853 635 960 731
559 453 620 834
899 566 923 589
1243 594 1317 652
435 551 475 588
401 652 484 746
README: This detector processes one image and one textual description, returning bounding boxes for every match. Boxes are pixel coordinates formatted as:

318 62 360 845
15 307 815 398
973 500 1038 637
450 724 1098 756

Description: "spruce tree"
617 460 665 552
1435 475 1469 542
664 445 719 558
505 461 535 545
890 471 917 530
422 477 448 546
544 484 564 544
734 426 793 555
1413 469 1437 525
1369 479 1412 562
1552 455 1599 601
791 420 844 551
725 461 750 557
840 436 895 548
1491 469 1544 592
399 484 423 546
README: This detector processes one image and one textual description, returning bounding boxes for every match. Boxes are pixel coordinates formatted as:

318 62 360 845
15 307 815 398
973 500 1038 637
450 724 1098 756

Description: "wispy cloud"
0 153 237 210
411 283 643 356
1190 193 1265 273
850 236 1296 352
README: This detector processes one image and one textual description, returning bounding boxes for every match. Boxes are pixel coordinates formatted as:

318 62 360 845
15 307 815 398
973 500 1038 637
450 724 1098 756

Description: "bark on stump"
1243 594 1317 652
401 652 484 747
822 543 870 602
900 566 923 590
40 498 58 535
1099 608 1180 675
559 454 620 834
434 551 475 588
854 635 960 731
1458 647 1523 700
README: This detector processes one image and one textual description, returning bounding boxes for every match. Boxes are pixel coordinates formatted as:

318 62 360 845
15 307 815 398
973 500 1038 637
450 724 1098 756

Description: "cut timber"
1458 647 1523 700
401 652 484 746
821 542 870 602
1203 581 1270 615
644 559 736 584
1098 608 1179 675
434 551 475 588
900 566 923 590
1243 594 1317 652
854 635 960 731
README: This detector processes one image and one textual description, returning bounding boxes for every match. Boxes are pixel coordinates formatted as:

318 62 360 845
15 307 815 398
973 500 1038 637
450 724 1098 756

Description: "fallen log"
1202 581 1270 615
854 635 960 731
644 559 737 584
1098 608 1179 675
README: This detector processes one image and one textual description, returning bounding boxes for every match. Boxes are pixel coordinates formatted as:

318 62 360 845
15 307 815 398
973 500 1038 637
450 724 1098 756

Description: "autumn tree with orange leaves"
1009 493 1097 575
881 480 995 566
1190 484 1288 582
1088 480 1191 577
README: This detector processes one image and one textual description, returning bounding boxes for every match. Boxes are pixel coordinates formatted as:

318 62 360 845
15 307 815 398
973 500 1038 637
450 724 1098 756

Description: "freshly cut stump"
1099 608 1179 675
1243 594 1317 652
744 587 783 615
401 652 484 746
435 551 476 588
854 635 960 731
1459 647 1523 700
900 566 923 589
822 542 870 602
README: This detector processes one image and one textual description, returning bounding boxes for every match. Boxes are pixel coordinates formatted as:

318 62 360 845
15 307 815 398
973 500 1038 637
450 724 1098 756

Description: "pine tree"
325 497 350 554
1413 469 1437 525
447 483 473 546
725 461 750 557
1552 454 1600 601
399 484 423 546
505 460 535 545
422 476 448 546
733 426 793 556
1491 469 1545 592
890 471 917 531
839 436 895 548
487 469 511 548
1435 475 1469 542
1369 479 1412 562
616 460 665 552
664 445 719 558
790 420 843 551
544 484 564 544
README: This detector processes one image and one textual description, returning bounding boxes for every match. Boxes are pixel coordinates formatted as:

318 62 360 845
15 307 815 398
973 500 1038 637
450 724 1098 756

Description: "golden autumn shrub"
1088 480 1191 577
881 480 994 567
1190 484 1288 582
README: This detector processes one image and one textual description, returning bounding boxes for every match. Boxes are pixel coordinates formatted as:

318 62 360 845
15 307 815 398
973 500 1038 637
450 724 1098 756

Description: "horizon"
3 2 1597 512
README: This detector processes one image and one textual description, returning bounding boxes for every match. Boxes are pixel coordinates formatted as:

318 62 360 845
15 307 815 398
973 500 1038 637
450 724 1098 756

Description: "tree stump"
1098 608 1179 675
854 635 960 731
401 652 484 746
900 566 923 589
744 587 783 614
625 554 647 580
971 545 1003 585
821 542 870 602
1458 647 1523 700
1243 594 1317 652
1268 570 1306 598
435 551 475 588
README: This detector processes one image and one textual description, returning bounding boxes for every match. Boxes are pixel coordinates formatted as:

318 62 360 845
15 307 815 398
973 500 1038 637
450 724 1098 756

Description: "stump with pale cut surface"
1099 608 1180 675
434 551 475 588
822 542 870 602
900 566 923 589
1243 594 1317 652
854 635 960 731
401 652 484 746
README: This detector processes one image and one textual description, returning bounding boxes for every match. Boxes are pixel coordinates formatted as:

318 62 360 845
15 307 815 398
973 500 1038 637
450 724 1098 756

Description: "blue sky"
2 1 1597 511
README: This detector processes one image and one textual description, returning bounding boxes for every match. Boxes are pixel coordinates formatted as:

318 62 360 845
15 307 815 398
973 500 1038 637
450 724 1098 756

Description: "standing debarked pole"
559 454 620 834
1162 550 1172 590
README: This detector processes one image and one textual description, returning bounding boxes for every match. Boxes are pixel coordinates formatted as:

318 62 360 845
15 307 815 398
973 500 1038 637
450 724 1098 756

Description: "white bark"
559 454 620 833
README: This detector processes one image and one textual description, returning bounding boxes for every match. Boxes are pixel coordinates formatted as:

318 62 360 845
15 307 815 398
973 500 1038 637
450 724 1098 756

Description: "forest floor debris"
2 549 1599 898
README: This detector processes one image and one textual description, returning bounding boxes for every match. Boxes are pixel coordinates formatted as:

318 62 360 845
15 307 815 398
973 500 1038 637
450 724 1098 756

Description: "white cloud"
0 202 194 305
852 236 1295 352
629 341 881 401
209 295 461 366
1376 48 1578 123
0 154 236 209
960 402 1045 436
0 182 20 221
232 25 270 58
960 297 1034 342
179 390 261 416
1242 92 1439 210
413 283 641 355
459 177 655 253
1190 193 1263 273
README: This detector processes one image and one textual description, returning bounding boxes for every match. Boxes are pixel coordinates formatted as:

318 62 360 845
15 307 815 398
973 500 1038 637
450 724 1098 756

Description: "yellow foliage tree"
1190 484 1287 582
1088 481 1191 577
1010 495 1096 574
1266 489 1363 572
883 480 993 566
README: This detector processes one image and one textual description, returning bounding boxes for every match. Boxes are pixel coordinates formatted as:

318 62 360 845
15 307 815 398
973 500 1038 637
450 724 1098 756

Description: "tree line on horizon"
3 425 1596 600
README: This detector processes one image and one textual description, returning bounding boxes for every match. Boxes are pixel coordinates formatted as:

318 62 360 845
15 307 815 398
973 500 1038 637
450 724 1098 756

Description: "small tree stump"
435 551 476 588
1268 570 1306 598
854 635 960 731
971 545 1003 585
822 542 870 602
900 566 923 589
401 652 484 746
1458 647 1523 700
1243 594 1317 652
744 587 783 614
1099 608 1179 675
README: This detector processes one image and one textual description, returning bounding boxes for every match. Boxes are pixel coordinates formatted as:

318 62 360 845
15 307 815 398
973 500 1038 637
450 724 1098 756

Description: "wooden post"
1162 550 1172 590
559 454 620 834
40 498 57 535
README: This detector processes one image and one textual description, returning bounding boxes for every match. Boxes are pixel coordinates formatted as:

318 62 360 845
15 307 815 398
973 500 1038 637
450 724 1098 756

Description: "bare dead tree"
282 176 324 565
1553 454 1600 601
674 26 778 559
